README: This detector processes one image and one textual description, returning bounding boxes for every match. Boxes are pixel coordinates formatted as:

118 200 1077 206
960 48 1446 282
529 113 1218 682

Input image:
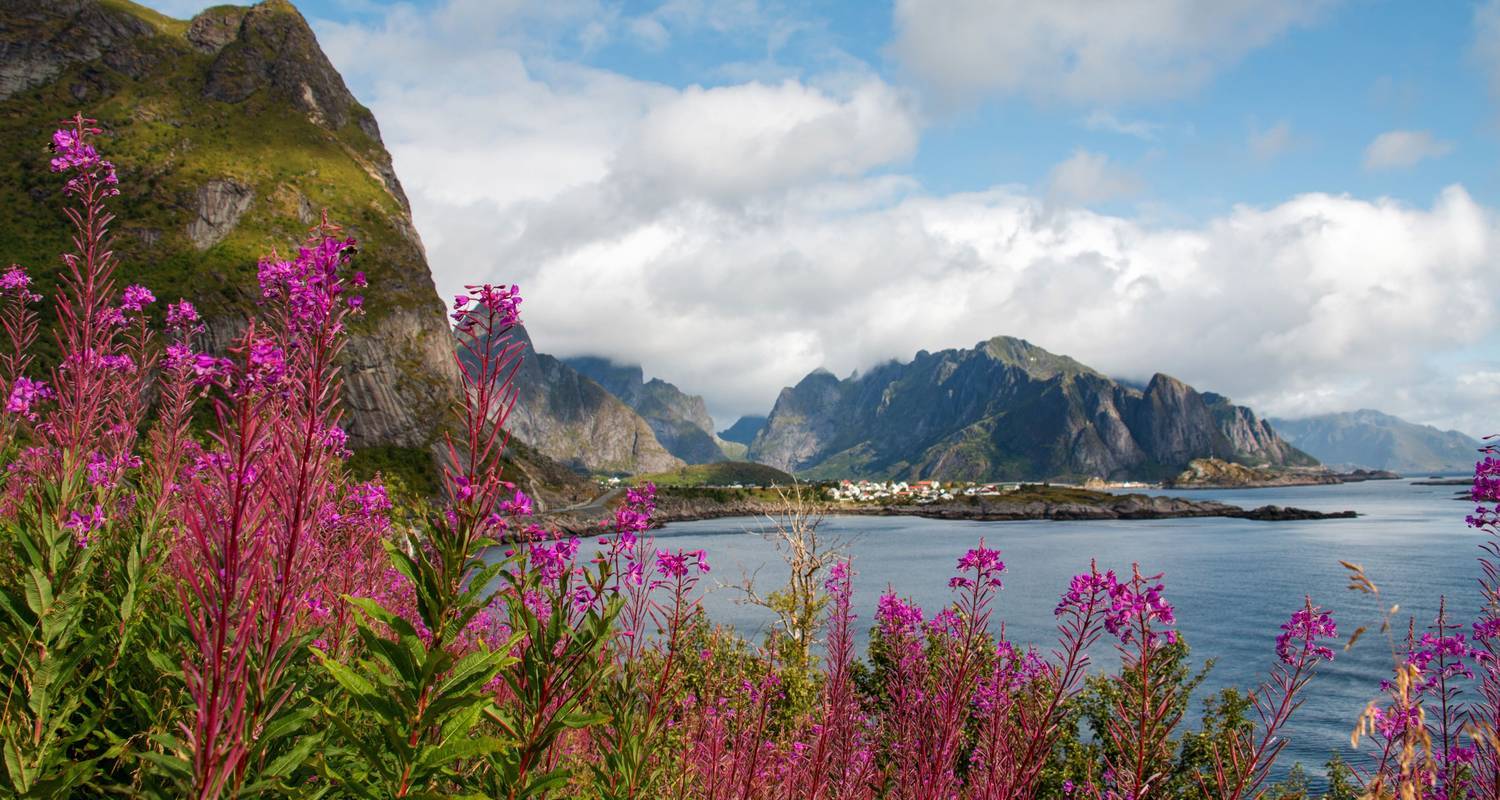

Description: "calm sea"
638 477 1484 779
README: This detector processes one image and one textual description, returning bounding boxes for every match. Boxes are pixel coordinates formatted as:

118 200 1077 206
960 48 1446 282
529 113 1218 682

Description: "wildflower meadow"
3 117 1500 800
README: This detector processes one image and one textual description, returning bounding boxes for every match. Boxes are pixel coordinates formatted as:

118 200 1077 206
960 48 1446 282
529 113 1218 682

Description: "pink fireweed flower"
655 550 690 579
319 424 350 456
1056 568 1116 616
65 504 106 547
497 489 533 516
1100 569 1176 645
120 284 155 312
351 481 391 516
99 353 134 372
49 121 118 196
86 451 141 488
951 543 1005 589
0 265 40 303
529 537 580 581
165 299 204 334
6 376 52 420
1275 604 1338 665
451 283 522 329
876 592 925 636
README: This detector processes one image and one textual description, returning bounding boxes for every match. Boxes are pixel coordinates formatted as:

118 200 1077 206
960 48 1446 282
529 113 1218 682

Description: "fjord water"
647 478 1480 776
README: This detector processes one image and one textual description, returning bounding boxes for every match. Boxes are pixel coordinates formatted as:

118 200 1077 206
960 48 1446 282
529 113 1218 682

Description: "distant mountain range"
746 336 1315 482
1269 410 1482 474
564 357 733 464
504 328 682 476
719 416 768 446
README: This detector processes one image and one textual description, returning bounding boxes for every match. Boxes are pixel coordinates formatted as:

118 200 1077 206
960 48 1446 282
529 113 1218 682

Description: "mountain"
505 330 683 476
748 336 1316 481
1269 410 1482 474
719 415 768 446
564 356 731 464
0 0 459 454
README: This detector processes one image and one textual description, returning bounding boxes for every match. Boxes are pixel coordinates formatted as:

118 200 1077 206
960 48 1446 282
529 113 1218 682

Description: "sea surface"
635 477 1484 780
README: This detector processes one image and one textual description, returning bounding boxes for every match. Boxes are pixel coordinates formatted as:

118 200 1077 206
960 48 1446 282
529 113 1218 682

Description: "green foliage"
346 446 441 502
631 461 795 488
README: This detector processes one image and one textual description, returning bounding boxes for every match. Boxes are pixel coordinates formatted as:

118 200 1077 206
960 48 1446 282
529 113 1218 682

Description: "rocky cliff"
564 356 730 464
0 0 459 451
506 330 683 476
748 336 1316 481
1269 409 1483 473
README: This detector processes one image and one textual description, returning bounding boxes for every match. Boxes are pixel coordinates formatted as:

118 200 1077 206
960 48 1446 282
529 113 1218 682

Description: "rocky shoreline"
548 492 1356 533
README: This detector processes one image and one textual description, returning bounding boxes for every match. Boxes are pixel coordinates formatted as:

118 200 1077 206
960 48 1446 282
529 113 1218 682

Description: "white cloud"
1363 130 1455 171
1045 150 1142 205
615 80 919 203
1249 120 1294 161
305 0 1499 437
888 0 1335 105
1082 110 1164 140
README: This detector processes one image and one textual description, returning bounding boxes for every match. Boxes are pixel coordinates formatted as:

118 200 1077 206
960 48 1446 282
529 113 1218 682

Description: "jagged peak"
980 335 1098 380
186 5 250 53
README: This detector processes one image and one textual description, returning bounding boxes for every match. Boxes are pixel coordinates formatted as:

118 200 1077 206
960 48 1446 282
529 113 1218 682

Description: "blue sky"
141 0 1500 435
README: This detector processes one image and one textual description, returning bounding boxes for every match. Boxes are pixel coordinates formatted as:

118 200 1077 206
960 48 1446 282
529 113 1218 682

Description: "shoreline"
547 491 1356 534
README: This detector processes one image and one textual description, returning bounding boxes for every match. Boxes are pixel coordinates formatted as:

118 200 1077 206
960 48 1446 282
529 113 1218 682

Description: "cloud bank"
302 0 1500 437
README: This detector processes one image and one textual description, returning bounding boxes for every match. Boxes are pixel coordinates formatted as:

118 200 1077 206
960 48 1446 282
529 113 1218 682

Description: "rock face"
565 356 730 464
1269 409 1483 474
0 0 157 101
0 0 460 452
187 179 253 250
748 336 1317 481
507 331 683 475
1167 458 1338 489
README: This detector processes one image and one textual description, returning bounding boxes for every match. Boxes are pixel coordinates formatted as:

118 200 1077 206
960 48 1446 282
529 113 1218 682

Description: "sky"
140 0 1500 437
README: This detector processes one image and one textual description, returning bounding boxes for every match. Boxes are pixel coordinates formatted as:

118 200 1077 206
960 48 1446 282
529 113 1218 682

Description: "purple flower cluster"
1404 630 1481 691
451 284 522 331
876 592 925 637
257 234 361 334
1105 571 1176 645
0 265 41 304
1274 604 1338 666
654 548 709 579
64 504 105 548
1471 455 1500 529
49 122 118 196
86 451 141 489
5 376 53 421
166 300 204 335
950 544 1005 589
120 284 155 313
530 537 581 581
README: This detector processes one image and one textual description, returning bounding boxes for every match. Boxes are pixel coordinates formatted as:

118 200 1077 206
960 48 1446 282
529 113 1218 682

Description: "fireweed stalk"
1197 598 1338 799
589 484 715 799
1079 566 1184 800
0 116 175 796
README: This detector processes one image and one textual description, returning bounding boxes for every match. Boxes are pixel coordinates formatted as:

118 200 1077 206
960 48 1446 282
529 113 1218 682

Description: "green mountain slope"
1 0 457 450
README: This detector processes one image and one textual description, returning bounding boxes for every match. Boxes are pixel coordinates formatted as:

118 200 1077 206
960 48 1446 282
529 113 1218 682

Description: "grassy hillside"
634 461 796 487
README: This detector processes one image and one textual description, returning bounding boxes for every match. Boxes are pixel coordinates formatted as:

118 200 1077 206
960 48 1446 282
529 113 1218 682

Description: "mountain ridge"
748 335 1315 481
564 356 732 464
1269 409 1482 474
